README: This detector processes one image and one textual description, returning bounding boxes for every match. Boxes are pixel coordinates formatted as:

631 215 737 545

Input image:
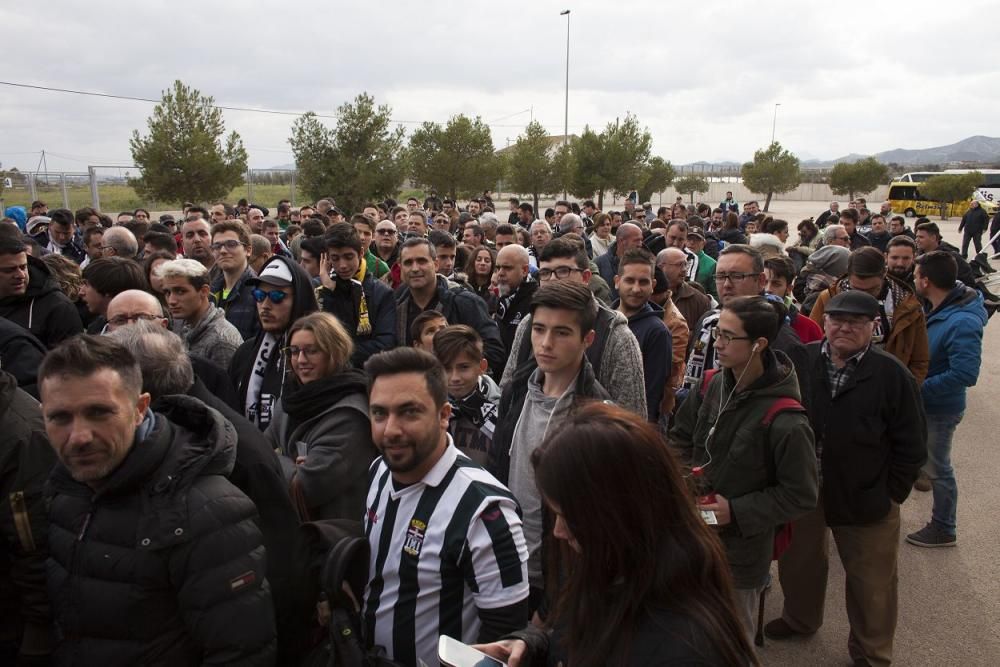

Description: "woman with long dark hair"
475 401 757 666
465 245 498 314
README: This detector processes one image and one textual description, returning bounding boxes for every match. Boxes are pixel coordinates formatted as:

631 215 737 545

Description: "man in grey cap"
766 290 926 667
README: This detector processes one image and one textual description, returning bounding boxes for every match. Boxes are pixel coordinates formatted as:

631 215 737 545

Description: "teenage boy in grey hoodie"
490 281 610 598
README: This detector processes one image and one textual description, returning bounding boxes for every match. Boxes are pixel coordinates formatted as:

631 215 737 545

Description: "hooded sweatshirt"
228 256 318 431
922 283 988 415
506 362 608 587
0 255 83 348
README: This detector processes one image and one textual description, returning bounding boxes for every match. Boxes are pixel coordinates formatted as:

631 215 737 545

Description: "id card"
700 509 718 525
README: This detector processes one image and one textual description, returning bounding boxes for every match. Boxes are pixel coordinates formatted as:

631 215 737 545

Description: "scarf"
281 368 369 435
322 259 372 337
245 332 286 430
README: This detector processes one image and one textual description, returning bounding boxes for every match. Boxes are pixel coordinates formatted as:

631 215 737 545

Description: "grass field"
1 183 429 216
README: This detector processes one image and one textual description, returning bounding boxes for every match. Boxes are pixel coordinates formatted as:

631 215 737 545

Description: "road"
752 208 1000 666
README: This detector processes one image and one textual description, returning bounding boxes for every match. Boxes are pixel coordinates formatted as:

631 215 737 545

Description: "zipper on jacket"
9 491 37 552
76 510 93 542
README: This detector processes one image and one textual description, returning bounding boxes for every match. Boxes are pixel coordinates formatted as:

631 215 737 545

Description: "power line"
0 80 569 130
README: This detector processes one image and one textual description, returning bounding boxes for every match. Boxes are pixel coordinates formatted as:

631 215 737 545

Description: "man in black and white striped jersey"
362 348 529 667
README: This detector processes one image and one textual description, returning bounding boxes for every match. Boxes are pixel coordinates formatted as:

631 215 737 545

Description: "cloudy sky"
2 0 997 173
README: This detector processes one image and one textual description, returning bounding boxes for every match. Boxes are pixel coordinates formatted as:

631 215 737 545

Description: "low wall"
652 182 889 206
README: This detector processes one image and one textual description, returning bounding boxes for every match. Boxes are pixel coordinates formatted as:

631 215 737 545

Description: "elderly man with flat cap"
766 290 926 667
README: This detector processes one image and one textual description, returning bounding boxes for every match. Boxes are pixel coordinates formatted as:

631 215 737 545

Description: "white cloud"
2 0 997 172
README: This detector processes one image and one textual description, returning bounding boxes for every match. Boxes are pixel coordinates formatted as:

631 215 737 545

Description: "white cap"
248 259 294 287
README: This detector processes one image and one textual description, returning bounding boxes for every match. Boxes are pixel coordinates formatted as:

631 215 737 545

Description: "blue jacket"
613 301 671 423
595 242 620 299
922 283 987 415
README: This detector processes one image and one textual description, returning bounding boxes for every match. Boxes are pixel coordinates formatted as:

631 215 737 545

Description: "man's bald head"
616 223 643 254
497 244 529 267
105 290 166 332
656 247 689 288
496 243 530 293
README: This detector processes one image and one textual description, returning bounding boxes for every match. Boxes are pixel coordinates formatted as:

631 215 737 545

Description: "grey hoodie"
509 368 578 586
500 300 646 417
175 303 243 369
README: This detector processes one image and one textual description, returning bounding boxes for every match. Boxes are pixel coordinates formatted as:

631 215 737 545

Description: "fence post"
89 166 101 211
60 173 70 208
27 173 37 202
290 170 296 206
247 169 254 202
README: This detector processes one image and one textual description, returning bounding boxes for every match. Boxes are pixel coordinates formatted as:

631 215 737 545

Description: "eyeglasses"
376 229 397 236
211 240 246 252
537 266 583 281
284 345 323 358
711 326 754 345
106 313 163 327
835 235 850 241
715 272 759 284
252 288 289 304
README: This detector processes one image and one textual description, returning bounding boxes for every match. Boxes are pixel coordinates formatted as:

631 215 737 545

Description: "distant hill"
875 136 1000 165
803 136 1000 169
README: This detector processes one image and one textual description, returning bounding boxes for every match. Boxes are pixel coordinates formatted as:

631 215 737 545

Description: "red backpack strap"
698 369 719 399
762 398 805 426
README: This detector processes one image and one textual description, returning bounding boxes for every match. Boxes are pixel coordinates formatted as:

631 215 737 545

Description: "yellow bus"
887 181 999 218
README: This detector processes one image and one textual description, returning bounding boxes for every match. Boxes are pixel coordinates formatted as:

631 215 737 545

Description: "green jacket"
365 250 390 280
695 250 718 300
669 350 818 589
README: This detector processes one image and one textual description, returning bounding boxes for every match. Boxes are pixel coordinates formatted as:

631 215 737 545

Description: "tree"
636 156 676 204
505 121 559 214
740 141 801 212
920 172 983 219
674 175 710 205
828 157 890 202
129 80 247 205
568 114 652 209
408 115 501 201
289 93 406 214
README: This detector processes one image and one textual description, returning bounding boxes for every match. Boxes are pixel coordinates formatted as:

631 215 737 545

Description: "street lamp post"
771 103 781 145
561 9 570 199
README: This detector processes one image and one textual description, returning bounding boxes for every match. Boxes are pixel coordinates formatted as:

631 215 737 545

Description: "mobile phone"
438 635 506 667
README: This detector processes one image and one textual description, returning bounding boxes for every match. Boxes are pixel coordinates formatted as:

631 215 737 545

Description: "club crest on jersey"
403 519 427 556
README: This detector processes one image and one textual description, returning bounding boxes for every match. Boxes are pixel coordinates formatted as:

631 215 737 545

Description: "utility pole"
771 103 781 145
561 9 571 200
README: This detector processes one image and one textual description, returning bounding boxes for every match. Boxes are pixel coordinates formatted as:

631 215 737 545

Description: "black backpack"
298 520 404 667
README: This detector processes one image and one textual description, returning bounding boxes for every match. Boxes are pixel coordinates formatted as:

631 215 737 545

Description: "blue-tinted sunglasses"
252 288 288 304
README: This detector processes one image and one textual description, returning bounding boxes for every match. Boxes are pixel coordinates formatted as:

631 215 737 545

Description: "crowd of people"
0 190 988 666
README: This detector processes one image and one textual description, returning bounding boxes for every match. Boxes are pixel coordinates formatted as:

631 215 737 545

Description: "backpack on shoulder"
297 520 405 667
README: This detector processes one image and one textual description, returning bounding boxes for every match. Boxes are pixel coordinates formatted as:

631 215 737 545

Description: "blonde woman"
266 312 377 520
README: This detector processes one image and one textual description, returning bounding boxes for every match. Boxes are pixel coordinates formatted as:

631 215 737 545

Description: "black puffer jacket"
0 317 47 398
0 255 83 349
45 395 276 666
0 371 56 662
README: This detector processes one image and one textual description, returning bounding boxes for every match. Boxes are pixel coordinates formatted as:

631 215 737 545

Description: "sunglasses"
252 288 288 304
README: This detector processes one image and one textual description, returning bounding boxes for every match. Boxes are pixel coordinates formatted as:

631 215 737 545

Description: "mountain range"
677 136 1000 170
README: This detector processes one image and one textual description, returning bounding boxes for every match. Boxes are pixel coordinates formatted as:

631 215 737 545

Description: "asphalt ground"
748 204 1000 666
